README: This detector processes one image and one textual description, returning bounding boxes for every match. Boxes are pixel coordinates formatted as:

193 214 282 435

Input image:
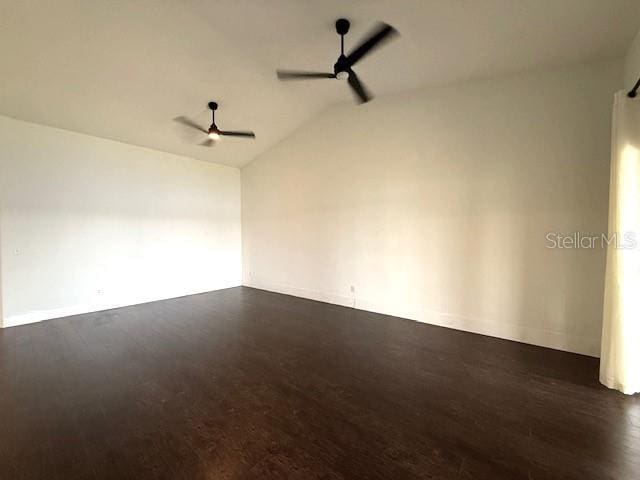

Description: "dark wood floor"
1 287 639 479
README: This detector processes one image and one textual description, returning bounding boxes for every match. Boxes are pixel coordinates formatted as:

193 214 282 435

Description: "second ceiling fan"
174 102 255 146
277 18 399 104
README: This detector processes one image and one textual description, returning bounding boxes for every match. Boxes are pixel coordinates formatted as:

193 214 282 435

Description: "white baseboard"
1 283 241 328
5 278 600 358
245 279 601 358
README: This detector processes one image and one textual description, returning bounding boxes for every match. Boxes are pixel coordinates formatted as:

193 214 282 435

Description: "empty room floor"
1 287 639 480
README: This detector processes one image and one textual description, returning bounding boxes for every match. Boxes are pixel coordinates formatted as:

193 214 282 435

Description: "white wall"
625 27 640 91
0 116 241 327
242 60 622 357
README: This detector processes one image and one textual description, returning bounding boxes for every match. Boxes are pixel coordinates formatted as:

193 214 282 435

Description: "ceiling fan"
277 18 398 104
174 102 255 146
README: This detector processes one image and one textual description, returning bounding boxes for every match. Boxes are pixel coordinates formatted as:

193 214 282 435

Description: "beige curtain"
600 91 640 395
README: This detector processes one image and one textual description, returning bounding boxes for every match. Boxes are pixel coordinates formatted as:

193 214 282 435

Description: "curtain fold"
600 91 640 395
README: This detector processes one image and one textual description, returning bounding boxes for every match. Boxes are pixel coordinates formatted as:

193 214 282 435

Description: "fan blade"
174 116 208 133
345 23 398 68
347 70 372 104
277 70 336 80
199 139 214 147
220 130 256 138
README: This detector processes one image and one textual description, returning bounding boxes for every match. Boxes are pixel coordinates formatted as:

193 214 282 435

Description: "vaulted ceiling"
1 0 639 168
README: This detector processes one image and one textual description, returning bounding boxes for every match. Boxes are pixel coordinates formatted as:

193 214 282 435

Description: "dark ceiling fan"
277 18 398 104
174 102 255 146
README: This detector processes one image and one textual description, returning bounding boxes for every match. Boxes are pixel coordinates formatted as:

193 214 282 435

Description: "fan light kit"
277 18 399 103
174 102 256 147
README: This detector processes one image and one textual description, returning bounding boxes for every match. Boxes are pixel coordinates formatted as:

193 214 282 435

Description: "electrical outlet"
13 248 21 255
96 289 104 296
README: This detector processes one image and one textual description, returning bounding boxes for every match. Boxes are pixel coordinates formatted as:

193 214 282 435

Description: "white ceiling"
1 0 639 168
